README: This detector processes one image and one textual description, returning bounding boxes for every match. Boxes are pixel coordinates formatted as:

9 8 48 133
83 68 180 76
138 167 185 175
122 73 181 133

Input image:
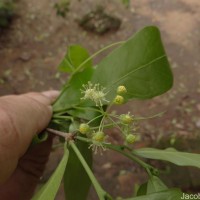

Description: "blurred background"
1 0 200 199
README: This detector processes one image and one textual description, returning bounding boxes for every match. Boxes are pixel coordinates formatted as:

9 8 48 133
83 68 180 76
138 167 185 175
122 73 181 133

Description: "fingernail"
42 90 60 103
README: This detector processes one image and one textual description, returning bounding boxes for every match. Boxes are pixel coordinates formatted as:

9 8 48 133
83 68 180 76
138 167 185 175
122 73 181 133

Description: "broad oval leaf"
91 26 173 101
31 146 69 200
134 147 200 168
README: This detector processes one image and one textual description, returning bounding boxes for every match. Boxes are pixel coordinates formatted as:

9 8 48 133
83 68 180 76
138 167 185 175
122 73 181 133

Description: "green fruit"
79 123 90 134
92 131 105 142
117 85 127 95
120 114 133 124
126 134 136 144
113 95 124 105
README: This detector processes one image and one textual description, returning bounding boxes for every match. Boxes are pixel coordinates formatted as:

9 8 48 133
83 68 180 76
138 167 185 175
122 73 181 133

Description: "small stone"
195 119 200 128
102 162 112 169
197 104 200 111
20 52 31 61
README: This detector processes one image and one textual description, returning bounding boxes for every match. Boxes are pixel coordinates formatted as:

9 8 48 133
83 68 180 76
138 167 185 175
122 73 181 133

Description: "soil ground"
1 0 200 199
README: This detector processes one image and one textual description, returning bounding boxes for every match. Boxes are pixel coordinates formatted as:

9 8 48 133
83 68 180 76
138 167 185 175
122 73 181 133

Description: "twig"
46 128 67 138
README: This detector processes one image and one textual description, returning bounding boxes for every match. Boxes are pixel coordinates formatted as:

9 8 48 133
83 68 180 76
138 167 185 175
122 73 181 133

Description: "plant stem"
52 85 70 107
133 111 166 121
76 136 154 177
87 114 104 125
52 143 64 150
107 116 125 135
52 116 73 120
69 141 109 200
105 144 152 176
53 110 70 116
70 41 125 79
73 106 104 114
46 128 68 138
90 122 119 130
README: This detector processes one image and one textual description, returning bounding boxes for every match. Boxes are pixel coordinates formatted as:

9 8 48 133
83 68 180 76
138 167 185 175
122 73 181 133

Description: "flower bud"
117 85 127 95
113 95 124 105
92 131 105 142
79 123 90 134
126 134 136 144
120 113 133 124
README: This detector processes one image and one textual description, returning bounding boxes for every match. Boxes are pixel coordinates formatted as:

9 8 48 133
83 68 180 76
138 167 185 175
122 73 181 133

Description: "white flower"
89 141 107 155
81 82 108 106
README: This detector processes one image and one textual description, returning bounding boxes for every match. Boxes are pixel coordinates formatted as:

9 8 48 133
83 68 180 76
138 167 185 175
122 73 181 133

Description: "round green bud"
117 85 127 95
92 131 105 142
79 123 90 134
113 95 124 105
126 134 136 144
120 114 133 124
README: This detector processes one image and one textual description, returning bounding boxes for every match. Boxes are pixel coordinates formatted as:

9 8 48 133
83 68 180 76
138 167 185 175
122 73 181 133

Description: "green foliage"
54 0 70 18
64 138 92 200
137 176 168 196
54 26 173 112
134 147 200 168
146 176 168 194
31 132 48 145
32 26 200 200
31 145 69 200
58 45 92 73
136 176 168 196
126 189 182 200
121 0 130 8
0 0 14 27
91 26 173 101
53 46 93 111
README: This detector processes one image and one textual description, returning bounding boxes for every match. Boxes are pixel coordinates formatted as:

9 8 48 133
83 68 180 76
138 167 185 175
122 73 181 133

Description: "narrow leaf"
134 147 200 168
31 146 69 200
64 139 92 200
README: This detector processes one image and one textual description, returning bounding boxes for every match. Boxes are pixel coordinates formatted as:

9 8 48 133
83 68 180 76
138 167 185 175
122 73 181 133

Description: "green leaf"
134 147 200 168
58 45 92 73
64 139 92 200
31 146 69 200
53 66 94 111
66 107 101 121
121 0 130 7
91 26 173 101
125 189 182 200
137 176 167 196
31 131 48 145
147 176 168 194
136 183 147 196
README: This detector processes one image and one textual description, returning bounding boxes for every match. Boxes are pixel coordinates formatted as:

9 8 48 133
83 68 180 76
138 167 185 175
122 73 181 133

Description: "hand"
0 91 59 200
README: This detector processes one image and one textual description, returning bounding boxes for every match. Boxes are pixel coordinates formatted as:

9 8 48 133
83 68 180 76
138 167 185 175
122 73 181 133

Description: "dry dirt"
1 0 200 199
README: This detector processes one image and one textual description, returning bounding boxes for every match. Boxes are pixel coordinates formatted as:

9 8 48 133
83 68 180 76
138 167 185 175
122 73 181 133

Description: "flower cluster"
81 82 108 106
79 84 138 154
